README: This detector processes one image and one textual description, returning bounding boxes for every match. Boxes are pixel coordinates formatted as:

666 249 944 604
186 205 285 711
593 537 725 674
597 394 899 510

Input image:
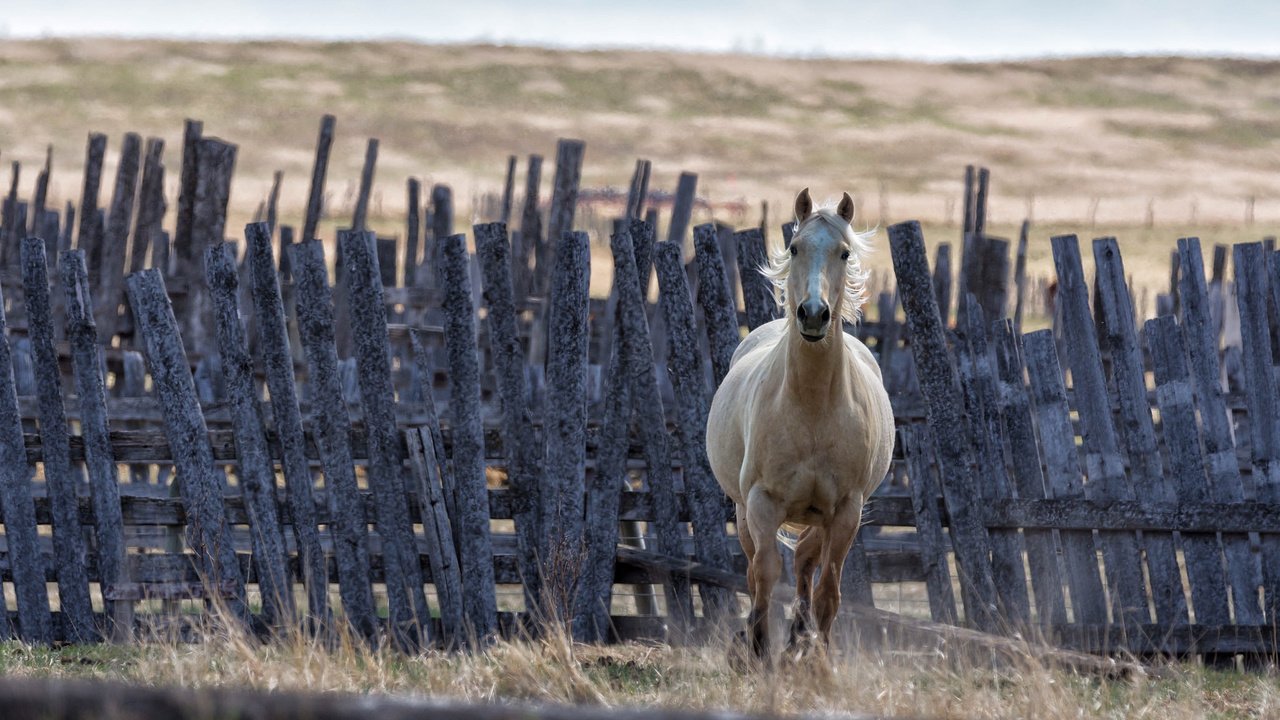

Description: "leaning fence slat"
932 243 952 329
96 132 142 341
667 172 698 245
735 227 777 332
403 423 466 647
245 222 330 627
288 240 378 644
1144 315 1232 629
404 178 421 287
301 115 335 243
992 321 1067 627
0 279 49 642
1233 242 1280 624
542 230 592 560
887 220 997 631
574 283 632 642
76 133 107 249
693 224 741 389
1176 237 1262 625
131 138 166 274
1092 237 1188 627
474 222 544 613
956 296 1029 625
205 243 294 628
654 240 737 621
902 425 958 625
514 154 543 301
540 140 584 295
126 269 247 620
341 229 432 648
62 250 132 640
1050 235 1150 630
436 232 499 640
611 227 694 627
351 139 377 232
1022 331 1109 629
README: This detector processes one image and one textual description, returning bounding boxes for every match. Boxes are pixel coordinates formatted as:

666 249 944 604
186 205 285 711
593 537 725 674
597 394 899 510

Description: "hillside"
1 39 1278 297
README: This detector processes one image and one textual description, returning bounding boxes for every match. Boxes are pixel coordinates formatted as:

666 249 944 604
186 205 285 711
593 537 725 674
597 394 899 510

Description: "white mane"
759 204 875 324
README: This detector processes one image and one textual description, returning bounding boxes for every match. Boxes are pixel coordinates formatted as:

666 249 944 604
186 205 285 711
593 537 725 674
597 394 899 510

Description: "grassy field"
0 623 1275 719
2 39 1278 304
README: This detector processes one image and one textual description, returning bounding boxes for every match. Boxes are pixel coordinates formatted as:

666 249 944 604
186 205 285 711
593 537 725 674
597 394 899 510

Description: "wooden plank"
130 137 166 274
932 243 951 328
403 178 421 287
625 159 651 220
436 232 499 640
1144 315 1232 627
1234 241 1280 623
693 223 740 388
542 230 592 561
500 155 518 224
901 425 958 624
0 259 51 642
404 426 466 647
654 240 737 620
75 133 107 251
205 242 295 627
125 269 247 620
956 297 1029 624
20 239 96 644
95 132 141 341
62 250 132 640
351 138 377 232
734 227 777 331
341 229 432 648
1050 235 1149 629
666 172 698 245
474 222 544 613
302 115 335 244
1177 237 1262 625
992 321 1067 626
514 154 543 302
288 239 378 644
574 280 632 642
541 139 585 296
1092 237 1188 626
1012 221 1029 333
887 220 996 631
244 222 330 628
173 120 202 260
610 227 694 627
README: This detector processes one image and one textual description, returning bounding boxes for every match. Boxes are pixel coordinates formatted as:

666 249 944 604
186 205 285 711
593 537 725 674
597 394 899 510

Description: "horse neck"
781 320 847 399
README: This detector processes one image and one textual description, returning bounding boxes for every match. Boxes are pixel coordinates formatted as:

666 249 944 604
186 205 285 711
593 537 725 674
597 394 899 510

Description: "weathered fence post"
341 229 433 648
667 173 698 246
436 232 499 640
76 133 107 251
61 250 132 640
1050 235 1149 631
474 222 545 613
887 220 997 631
131 137 166 274
693 224 740 388
205 242 295 628
95 132 141 341
901 425 958 625
288 240 378 644
654 240 737 620
735 227 777 332
540 140 584 296
126 268 248 621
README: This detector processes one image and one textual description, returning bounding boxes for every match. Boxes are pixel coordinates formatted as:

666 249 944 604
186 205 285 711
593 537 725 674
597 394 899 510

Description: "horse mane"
760 203 876 324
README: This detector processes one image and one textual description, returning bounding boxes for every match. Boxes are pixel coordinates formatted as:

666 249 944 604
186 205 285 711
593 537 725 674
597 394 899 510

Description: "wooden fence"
0 121 1277 660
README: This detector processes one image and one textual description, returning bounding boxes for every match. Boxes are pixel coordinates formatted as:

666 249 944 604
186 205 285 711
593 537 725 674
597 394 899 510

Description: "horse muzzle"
796 299 830 341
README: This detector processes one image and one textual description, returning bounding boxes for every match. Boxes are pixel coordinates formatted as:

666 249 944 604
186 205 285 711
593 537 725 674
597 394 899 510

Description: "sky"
2 0 1279 61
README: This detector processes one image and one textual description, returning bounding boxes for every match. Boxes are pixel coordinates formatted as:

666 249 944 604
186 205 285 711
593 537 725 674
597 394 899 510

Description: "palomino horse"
706 188 894 665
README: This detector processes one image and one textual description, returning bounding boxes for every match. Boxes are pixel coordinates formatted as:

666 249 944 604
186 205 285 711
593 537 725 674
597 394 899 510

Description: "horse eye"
789 245 797 256
841 250 850 261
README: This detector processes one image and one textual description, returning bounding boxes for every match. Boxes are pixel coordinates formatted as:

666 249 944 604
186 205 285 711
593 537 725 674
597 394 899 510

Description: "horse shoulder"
731 318 788 367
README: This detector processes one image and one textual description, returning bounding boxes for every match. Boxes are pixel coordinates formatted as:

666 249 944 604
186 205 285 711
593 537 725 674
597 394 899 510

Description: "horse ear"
837 192 855 224
795 188 813 224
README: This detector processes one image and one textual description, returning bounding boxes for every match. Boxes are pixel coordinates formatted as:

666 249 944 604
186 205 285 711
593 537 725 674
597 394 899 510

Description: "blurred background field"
1 38 1278 310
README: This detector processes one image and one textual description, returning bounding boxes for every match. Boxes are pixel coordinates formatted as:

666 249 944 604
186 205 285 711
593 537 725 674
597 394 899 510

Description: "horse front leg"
787 527 823 654
814 496 863 649
745 487 785 664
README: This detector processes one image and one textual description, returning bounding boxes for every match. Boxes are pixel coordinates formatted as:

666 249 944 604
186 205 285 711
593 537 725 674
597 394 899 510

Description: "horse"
706 188 894 666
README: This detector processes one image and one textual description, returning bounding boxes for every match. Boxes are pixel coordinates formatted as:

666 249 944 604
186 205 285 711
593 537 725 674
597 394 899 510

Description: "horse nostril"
821 307 831 323
796 304 808 322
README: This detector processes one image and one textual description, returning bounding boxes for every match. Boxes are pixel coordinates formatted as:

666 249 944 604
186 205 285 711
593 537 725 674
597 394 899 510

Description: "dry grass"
0 615 1276 719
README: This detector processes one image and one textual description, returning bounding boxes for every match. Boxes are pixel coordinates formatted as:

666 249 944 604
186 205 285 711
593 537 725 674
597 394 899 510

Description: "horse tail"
776 522 807 551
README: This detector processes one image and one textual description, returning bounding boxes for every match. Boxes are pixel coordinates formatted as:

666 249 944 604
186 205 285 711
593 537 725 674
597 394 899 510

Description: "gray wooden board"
667 172 697 245
542 140 584 295
693 223 741 388
654 240 737 620
244 222 330 629
351 139 378 232
436 232 499 639
286 240 379 644
1144 315 1232 627
205 242 295 627
1176 237 1261 624
341 229 432 648
301 116 335 244
404 425 466 646
125 269 247 619
20 239 96 643
1091 238 1188 626
1050 235 1149 628
993 320 1067 626
902 425 957 624
887 220 996 631
734 227 778 331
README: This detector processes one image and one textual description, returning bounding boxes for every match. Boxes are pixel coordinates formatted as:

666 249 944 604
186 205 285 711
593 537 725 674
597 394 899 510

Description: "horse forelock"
760 204 875 324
